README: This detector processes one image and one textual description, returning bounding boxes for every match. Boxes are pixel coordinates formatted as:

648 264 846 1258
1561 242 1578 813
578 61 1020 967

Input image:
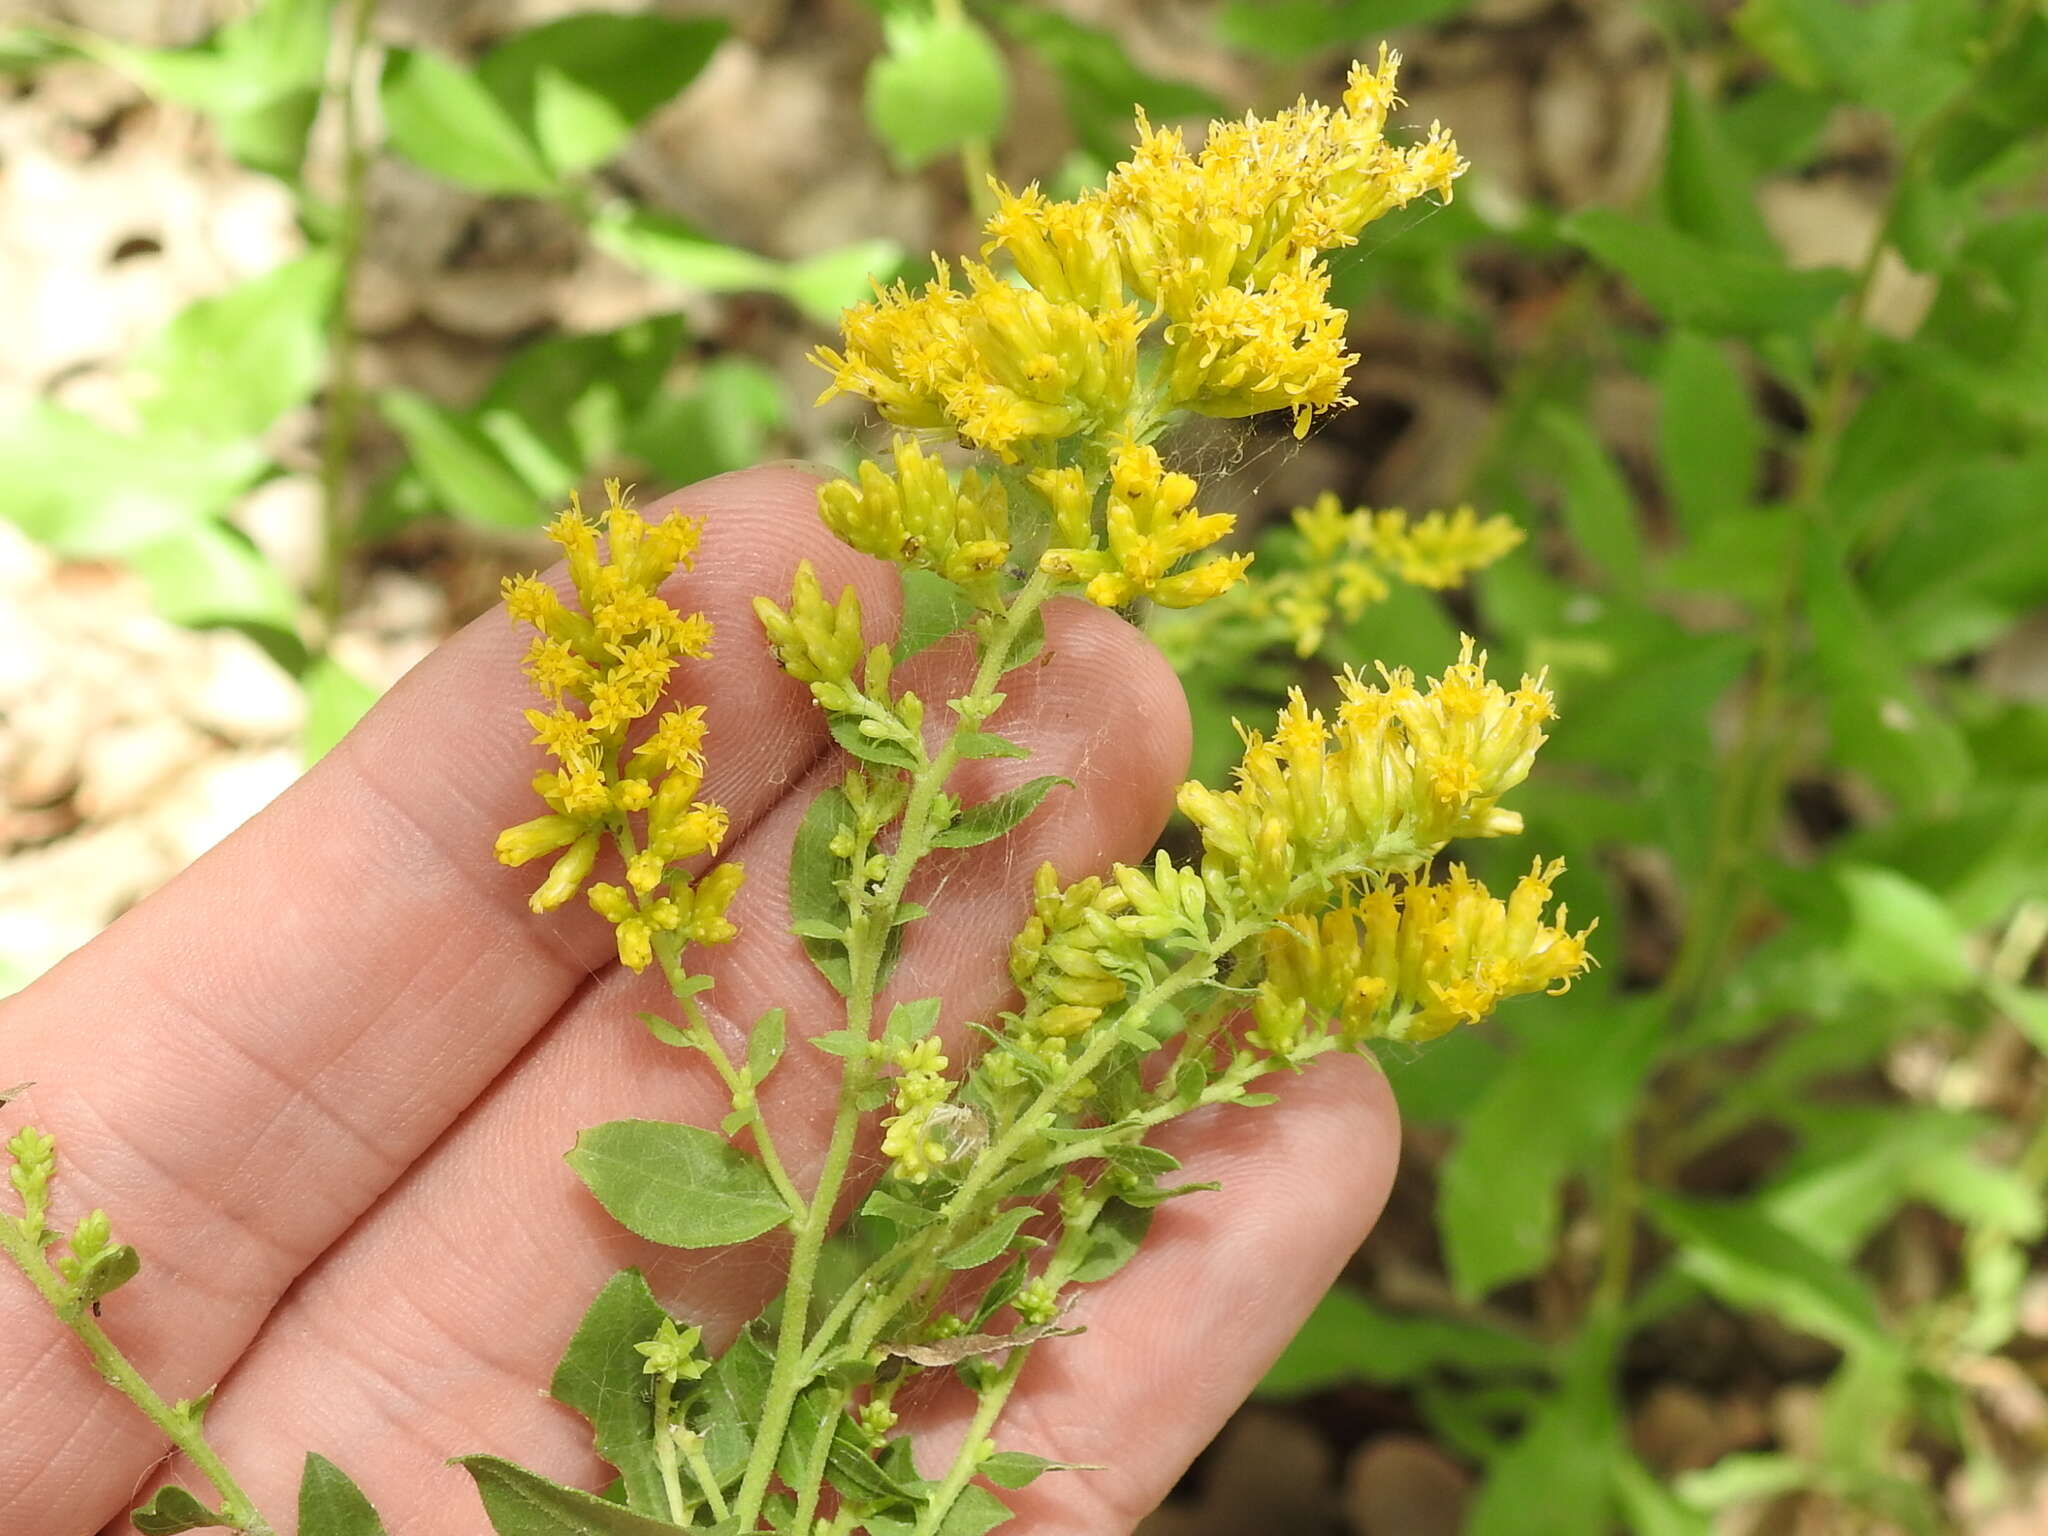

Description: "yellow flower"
1037 441 1251 610
1177 638 1554 904
1366 505 1525 590
498 482 740 962
1253 859 1594 1047
817 438 1011 591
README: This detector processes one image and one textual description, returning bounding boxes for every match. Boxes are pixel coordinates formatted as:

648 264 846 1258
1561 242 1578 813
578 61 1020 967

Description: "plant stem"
729 573 1053 1529
0 1221 273 1534
651 1375 690 1524
912 1350 1027 1536
316 0 379 637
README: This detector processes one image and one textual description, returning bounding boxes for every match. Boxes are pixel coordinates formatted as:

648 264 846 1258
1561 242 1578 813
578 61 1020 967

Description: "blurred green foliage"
3 0 2048 1530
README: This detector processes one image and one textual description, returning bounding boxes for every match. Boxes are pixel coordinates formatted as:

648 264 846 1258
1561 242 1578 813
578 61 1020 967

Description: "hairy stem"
913 1351 1027 1536
0 1220 273 1534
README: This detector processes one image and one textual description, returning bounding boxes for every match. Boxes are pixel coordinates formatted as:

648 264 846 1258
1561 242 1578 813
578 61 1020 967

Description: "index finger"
0 466 890 1524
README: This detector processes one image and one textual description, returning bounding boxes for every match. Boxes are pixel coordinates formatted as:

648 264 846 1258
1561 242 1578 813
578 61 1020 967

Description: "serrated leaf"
380 48 557 194
864 14 1009 171
476 15 725 176
298 1453 389 1536
131 1487 223 1535
453 1456 691 1535
790 786 853 993
940 1205 1038 1270
931 775 1069 849
745 1008 787 1086
548 1271 668 1515
566 1120 790 1248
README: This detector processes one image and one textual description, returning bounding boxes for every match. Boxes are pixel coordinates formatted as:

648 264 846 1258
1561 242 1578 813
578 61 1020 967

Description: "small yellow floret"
1037 442 1249 611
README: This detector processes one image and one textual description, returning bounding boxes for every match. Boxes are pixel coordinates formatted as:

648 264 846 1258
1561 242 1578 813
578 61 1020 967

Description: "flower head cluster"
880 1038 963 1184
495 483 743 972
1177 638 1555 904
1251 860 1594 1050
806 50 1462 622
1034 442 1250 609
1256 494 1526 655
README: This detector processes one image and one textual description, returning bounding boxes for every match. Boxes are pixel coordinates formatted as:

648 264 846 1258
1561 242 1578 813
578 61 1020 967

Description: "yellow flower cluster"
880 1038 961 1184
817 438 1011 596
1254 493 1526 655
1251 860 1594 1050
806 49 1461 618
495 483 744 972
1177 638 1555 903
1034 442 1251 609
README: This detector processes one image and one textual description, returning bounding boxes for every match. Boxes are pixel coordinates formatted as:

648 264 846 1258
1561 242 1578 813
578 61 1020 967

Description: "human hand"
0 467 1399 1536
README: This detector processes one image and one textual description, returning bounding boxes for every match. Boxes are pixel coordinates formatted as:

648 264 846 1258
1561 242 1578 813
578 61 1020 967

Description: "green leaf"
127 520 299 631
990 5 1222 162
882 996 941 1053
828 712 921 771
978 1450 1088 1489
895 568 979 662
1658 75 1775 256
587 207 785 294
1562 208 1853 337
791 786 854 994
380 47 557 195
73 1242 140 1303
940 1206 1037 1270
628 355 789 490
477 15 726 176
566 1120 790 1248
131 1487 224 1535
548 1271 669 1516
930 775 1070 849
956 730 1029 760
1467 1325 1620 1536
1656 332 1762 538
699 1319 776 1486
1611 1454 1711 1536
298 1453 389 1536
133 254 337 442
1069 1196 1151 1283
746 1008 788 1086
1439 999 1659 1297
302 656 380 764
1258 1286 1547 1397
1536 408 1646 591
1644 1192 1891 1354
778 239 907 327
861 1184 941 1231
452 1455 691 1535
1805 524 1971 814
378 389 540 529
864 13 1010 171
1832 863 1973 995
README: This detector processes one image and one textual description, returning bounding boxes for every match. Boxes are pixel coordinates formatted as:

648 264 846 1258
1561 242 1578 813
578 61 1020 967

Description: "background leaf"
566 1120 789 1248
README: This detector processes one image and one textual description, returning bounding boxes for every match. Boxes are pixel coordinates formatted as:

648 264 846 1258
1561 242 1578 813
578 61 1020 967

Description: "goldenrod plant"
3 53 1591 1534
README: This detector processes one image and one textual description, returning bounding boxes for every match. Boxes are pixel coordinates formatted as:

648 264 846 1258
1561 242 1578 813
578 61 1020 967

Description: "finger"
124 601 1194 1532
1 467 890 1531
905 1055 1400 1534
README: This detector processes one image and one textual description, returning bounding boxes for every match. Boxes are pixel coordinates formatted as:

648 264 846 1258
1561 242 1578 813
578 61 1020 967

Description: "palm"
0 468 1397 1536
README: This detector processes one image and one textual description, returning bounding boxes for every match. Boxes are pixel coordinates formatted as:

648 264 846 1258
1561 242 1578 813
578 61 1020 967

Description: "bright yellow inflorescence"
879 1038 960 1184
1177 637 1555 904
495 483 744 973
818 437 1011 598
807 48 1462 618
1253 493 1526 655
1251 860 1594 1050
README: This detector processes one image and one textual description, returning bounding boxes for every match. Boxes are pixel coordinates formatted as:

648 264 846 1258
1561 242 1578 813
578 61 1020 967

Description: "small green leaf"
940 1206 1038 1270
790 787 854 994
1563 208 1852 337
864 14 1010 171
302 656 380 765
881 996 941 1053
699 1320 776 1486
1259 1286 1546 1397
566 1120 790 1248
453 1455 692 1535
1656 331 1762 538
298 1453 389 1536
74 1242 140 1303
862 1185 941 1231
587 207 785 294
978 1450 1089 1489
1657 75 1775 256
548 1271 668 1516
378 389 540 528
1537 409 1646 591
895 568 979 662
956 730 1030 760
127 521 299 632
745 1008 788 1086
1833 863 1973 995
477 15 726 175
828 712 921 771
1068 1197 1151 1283
380 48 557 195
776 239 907 327
132 1487 223 1536
931 775 1069 850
